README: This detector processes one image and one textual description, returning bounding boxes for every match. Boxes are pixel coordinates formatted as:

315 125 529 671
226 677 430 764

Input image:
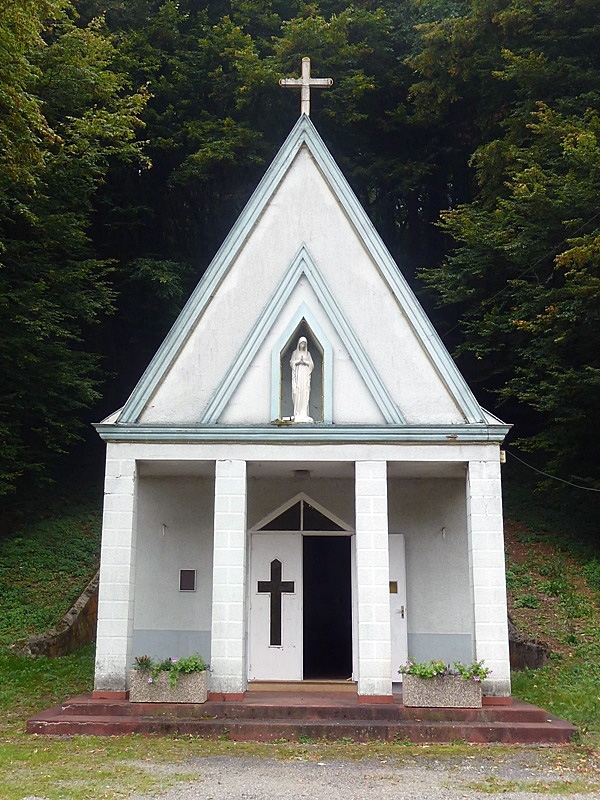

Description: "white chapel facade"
94 74 512 700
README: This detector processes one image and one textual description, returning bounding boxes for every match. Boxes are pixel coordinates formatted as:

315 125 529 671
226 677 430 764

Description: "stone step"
26 693 576 743
26 712 576 744
248 680 357 693
54 695 550 724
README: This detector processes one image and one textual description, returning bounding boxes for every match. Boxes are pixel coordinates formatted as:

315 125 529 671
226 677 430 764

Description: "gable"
208 248 401 426
115 116 487 429
251 492 352 532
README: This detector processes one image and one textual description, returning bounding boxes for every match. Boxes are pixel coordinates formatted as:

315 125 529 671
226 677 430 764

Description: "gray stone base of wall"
508 614 551 670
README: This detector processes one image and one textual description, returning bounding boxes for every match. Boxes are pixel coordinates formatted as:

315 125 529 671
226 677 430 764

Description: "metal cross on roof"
279 57 333 117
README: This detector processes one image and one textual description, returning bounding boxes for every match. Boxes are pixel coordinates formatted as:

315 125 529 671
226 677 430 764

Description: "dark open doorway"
303 536 352 679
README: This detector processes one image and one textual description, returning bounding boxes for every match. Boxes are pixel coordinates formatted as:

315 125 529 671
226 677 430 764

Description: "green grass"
468 775 600 795
500 457 600 741
0 503 101 647
512 654 600 735
1 475 600 798
0 646 96 736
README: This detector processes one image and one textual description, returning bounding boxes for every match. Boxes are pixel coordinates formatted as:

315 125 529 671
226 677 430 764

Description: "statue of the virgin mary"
290 337 314 422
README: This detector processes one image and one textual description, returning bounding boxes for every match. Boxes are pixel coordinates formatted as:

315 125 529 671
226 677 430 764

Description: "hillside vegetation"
0 466 598 740
2 0 599 503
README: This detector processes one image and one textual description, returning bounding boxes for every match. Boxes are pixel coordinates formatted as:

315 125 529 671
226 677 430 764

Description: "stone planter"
129 670 208 703
402 674 482 708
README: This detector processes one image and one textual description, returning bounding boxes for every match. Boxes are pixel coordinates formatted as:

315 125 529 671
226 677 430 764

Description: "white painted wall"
139 147 464 425
388 477 474 664
94 451 138 692
467 460 511 696
109 439 502 468
210 459 248 694
220 276 386 425
95 442 510 694
132 476 214 663
355 461 392 696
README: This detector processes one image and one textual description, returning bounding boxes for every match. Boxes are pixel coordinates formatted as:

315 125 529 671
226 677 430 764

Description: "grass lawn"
1 478 600 799
2 643 600 800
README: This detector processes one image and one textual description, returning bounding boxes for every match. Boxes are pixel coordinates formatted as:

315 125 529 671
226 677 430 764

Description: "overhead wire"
506 449 600 493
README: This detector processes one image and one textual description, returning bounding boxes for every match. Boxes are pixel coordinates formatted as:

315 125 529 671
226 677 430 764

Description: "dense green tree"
416 0 600 484
0 3 146 497
4 0 598 503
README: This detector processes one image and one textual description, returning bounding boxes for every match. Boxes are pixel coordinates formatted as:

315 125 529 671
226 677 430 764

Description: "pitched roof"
100 115 506 441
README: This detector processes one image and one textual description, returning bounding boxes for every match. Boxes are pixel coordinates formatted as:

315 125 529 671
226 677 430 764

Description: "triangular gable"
117 115 484 425
250 492 352 532
201 246 404 424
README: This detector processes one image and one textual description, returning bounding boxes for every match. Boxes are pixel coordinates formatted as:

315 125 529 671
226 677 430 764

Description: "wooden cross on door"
257 559 295 646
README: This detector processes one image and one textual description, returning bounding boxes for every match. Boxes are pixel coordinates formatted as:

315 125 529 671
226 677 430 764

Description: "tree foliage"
1 0 599 502
417 0 600 484
0 2 147 495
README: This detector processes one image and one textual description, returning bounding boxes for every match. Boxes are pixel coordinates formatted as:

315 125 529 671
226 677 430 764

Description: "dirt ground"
127 750 600 800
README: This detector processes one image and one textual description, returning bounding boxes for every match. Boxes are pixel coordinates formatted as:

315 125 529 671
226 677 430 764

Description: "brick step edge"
53 701 550 724
26 715 576 744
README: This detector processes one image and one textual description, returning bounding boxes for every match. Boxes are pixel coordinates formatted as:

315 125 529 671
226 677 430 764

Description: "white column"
467 459 511 696
355 460 392 697
210 459 248 694
94 448 137 692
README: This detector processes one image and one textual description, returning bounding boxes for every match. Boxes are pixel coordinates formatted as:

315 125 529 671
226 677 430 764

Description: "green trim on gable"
115 115 488 426
95 422 511 444
201 245 403 425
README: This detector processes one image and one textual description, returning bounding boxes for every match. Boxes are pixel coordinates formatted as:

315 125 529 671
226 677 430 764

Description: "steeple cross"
279 57 333 117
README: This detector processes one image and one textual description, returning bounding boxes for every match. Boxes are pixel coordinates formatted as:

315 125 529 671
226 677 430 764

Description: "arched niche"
280 320 324 423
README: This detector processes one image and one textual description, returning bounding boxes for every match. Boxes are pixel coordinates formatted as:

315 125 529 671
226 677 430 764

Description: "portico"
94 437 510 700
93 88 512 702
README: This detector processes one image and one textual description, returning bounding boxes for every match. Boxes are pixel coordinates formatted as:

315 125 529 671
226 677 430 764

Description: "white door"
248 533 303 680
389 533 408 681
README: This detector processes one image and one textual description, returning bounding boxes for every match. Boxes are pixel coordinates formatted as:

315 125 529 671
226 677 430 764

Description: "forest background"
1 0 599 516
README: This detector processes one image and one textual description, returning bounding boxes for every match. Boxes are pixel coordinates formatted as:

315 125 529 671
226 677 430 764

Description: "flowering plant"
133 653 208 688
399 658 491 682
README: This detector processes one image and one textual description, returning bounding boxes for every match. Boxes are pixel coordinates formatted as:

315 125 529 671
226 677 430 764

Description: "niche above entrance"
270 306 333 423
279 321 323 423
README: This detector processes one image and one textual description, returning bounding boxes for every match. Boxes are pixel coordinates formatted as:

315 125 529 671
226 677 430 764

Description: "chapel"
93 59 511 701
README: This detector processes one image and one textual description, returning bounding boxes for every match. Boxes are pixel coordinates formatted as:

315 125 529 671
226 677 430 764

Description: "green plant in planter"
399 658 491 682
133 653 208 688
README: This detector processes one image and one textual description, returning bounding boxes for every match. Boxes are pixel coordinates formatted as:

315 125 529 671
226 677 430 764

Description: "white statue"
290 337 314 422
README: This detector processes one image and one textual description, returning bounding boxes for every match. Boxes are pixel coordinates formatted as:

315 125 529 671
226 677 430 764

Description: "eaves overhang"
94 423 511 444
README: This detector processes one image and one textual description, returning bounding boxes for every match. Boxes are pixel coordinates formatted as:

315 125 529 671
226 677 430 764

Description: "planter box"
402 674 482 708
129 670 208 703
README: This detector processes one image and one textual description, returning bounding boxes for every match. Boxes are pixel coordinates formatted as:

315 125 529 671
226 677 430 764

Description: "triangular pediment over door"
251 492 352 533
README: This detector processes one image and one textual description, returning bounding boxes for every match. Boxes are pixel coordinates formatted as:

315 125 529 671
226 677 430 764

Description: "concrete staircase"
27 691 576 743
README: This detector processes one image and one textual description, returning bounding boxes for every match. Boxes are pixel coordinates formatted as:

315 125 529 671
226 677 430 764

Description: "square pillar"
467 459 511 696
94 450 137 693
210 459 248 695
355 460 392 698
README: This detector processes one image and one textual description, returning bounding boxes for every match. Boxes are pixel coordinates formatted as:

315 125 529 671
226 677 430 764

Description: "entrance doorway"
248 531 353 681
303 536 352 679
